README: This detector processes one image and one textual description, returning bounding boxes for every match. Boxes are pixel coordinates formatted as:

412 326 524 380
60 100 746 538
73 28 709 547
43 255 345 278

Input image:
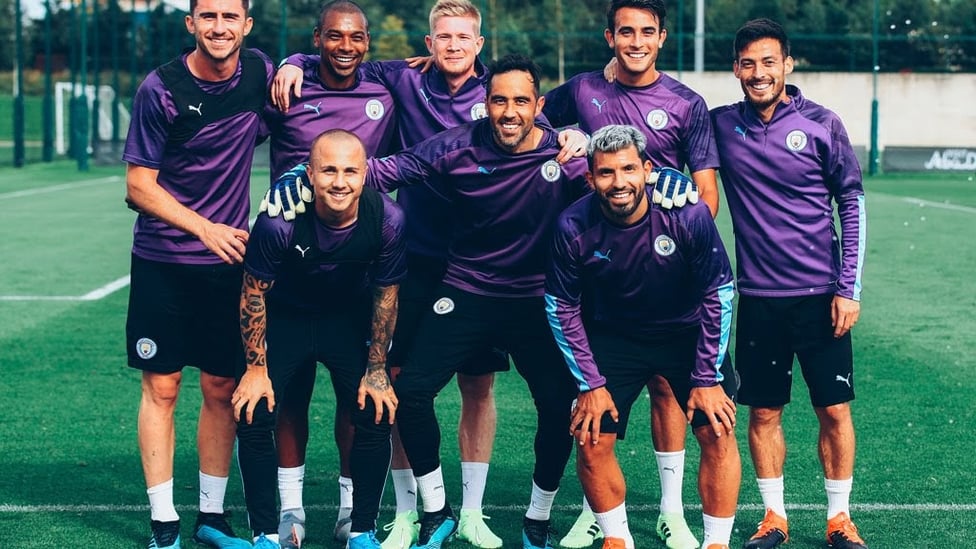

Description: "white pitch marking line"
1 216 258 301
2 502 975 513
898 196 976 214
0 275 131 302
0 176 122 200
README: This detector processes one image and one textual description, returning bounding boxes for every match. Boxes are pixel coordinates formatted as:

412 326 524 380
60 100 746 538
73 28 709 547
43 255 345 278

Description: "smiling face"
307 132 367 227
314 8 369 89
587 145 651 225
734 37 794 122
185 0 252 69
425 15 484 80
605 6 666 87
486 69 544 154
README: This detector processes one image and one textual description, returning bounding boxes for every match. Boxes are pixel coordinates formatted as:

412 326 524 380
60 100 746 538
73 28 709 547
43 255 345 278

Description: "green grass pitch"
0 162 974 547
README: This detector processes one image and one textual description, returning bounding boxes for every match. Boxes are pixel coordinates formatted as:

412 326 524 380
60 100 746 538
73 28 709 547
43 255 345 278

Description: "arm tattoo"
366 284 399 378
240 273 273 368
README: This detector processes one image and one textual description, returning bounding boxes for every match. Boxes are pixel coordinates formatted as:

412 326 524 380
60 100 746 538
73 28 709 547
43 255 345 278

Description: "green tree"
373 14 413 61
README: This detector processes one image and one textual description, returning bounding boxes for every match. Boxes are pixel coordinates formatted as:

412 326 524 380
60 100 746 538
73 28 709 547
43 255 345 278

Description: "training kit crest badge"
541 160 562 182
786 130 808 152
433 297 455 315
654 235 677 256
365 99 385 120
136 337 158 359
646 109 669 130
470 102 487 120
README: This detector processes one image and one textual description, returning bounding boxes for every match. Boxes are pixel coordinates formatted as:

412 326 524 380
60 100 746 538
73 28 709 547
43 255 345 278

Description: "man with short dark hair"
543 2 720 547
122 0 273 547
546 124 740 549
710 18 868 549
362 54 588 549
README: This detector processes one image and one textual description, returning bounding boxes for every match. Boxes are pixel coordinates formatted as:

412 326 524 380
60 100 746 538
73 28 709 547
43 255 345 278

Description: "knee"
237 407 276 445
693 425 738 460
142 372 181 408
749 406 783 429
816 402 853 429
457 373 494 402
577 438 615 472
201 374 236 407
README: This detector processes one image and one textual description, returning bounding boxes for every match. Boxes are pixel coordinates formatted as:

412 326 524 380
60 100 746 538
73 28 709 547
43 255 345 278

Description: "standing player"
361 54 587 549
233 129 405 549
241 2 398 547
710 18 868 549
546 123 740 549
122 0 272 547
268 3 586 548
542 1 718 547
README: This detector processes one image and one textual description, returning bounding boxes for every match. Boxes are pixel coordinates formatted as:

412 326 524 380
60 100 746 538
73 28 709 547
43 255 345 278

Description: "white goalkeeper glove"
649 166 699 209
259 163 313 221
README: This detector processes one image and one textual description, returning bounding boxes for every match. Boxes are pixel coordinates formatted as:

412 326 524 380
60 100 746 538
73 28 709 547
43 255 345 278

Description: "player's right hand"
570 387 618 446
233 367 275 425
259 163 313 221
271 63 305 112
198 222 248 264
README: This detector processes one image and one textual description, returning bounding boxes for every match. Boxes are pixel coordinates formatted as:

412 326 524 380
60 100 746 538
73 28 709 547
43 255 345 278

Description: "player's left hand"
271 63 305 112
831 295 860 338
650 167 699 209
556 129 589 164
405 55 435 73
686 385 736 438
259 163 313 221
603 57 618 83
358 366 398 424
570 387 618 446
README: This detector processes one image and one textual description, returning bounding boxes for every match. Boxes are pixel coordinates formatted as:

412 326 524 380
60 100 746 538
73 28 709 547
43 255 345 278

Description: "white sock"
148 479 179 522
338 475 354 510
460 462 489 510
525 481 557 521
701 513 735 547
199 471 228 514
655 450 686 514
391 468 418 513
825 477 853 519
278 465 305 515
416 467 447 513
582 497 593 514
757 476 787 518
593 502 634 548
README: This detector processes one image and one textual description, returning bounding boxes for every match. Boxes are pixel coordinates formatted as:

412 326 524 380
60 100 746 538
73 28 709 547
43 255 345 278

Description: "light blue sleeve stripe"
714 281 735 382
544 293 590 391
852 194 866 301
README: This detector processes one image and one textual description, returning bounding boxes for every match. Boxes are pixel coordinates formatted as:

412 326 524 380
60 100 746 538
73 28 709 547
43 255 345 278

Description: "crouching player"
545 124 740 549
233 129 405 549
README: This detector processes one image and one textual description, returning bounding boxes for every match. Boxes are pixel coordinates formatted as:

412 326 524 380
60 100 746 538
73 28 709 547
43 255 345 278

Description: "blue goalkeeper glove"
650 166 699 209
259 163 313 221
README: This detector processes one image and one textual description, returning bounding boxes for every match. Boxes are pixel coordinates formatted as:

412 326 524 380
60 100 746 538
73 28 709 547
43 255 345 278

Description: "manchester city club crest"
654 234 677 256
136 337 158 359
365 99 385 120
541 160 562 182
786 130 808 152
646 109 669 130
433 297 455 315
470 102 487 120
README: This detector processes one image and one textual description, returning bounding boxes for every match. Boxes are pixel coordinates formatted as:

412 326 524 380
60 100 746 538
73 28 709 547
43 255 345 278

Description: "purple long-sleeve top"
545 193 734 391
711 85 865 300
364 119 590 298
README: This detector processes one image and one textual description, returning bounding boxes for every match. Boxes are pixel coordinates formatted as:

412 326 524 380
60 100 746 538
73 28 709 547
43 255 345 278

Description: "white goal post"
54 82 131 155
